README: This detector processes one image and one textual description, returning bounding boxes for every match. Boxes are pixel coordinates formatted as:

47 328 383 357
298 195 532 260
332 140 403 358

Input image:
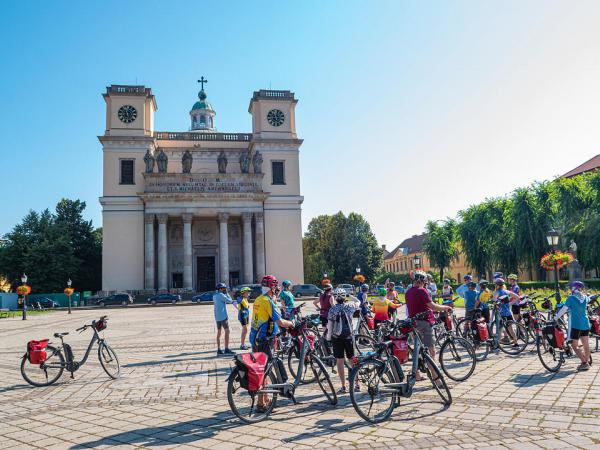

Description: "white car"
336 284 354 295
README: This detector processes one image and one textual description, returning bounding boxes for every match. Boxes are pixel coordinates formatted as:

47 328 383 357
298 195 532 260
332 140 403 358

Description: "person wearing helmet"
555 281 591 371
325 288 361 394
385 279 400 321
372 287 401 326
250 275 294 357
405 271 452 380
477 280 491 323
441 279 453 302
279 280 296 320
313 283 335 327
235 287 252 350
456 274 476 299
492 278 520 346
213 283 236 356
426 274 438 301
507 274 522 321
356 284 372 318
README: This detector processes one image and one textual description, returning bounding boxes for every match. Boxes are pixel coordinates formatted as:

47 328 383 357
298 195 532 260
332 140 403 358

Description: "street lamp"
355 266 361 293
20 274 28 321
546 229 561 301
66 278 73 314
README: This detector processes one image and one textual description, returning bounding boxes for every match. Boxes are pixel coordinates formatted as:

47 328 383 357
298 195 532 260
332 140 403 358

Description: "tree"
303 212 383 285
423 219 459 281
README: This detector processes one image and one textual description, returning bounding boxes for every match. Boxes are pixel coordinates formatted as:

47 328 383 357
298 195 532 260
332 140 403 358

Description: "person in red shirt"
405 271 452 381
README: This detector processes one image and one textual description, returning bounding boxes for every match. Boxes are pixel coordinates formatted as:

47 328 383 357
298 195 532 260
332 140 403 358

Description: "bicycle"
348 311 451 423
227 318 337 423
21 316 120 387
433 317 476 382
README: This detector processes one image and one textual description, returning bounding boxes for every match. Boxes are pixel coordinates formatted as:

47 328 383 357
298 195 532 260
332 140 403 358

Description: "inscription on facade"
144 173 263 194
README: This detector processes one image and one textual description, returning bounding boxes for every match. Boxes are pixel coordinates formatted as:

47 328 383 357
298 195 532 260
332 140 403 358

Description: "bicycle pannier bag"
543 325 564 348
235 352 268 392
366 316 375 330
476 318 488 342
444 314 453 331
63 343 75 363
391 337 409 364
27 339 49 364
590 316 600 334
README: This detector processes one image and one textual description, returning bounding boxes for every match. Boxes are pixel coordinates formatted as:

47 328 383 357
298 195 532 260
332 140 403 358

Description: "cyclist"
386 280 400 321
372 287 401 326
325 288 361 393
507 274 522 321
313 283 334 327
405 271 453 382
441 279 453 302
463 281 479 332
492 278 520 346
456 274 476 298
213 283 236 356
235 287 252 350
477 280 491 323
356 284 372 319
555 280 592 371
280 280 296 320
426 274 438 300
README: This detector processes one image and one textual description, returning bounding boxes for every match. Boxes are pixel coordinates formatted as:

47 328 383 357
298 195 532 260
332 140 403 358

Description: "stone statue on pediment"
252 151 263 174
182 150 193 173
157 149 168 173
218 151 228 174
143 150 155 173
239 151 250 173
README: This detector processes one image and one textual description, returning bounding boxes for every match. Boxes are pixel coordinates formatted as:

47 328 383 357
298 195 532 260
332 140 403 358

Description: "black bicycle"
21 316 120 387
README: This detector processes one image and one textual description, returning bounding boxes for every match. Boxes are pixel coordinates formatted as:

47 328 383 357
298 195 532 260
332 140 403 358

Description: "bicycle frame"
44 328 103 372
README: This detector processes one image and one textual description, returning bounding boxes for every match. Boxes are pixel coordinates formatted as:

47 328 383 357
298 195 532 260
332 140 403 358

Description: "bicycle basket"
27 339 49 364
234 352 268 392
95 318 107 331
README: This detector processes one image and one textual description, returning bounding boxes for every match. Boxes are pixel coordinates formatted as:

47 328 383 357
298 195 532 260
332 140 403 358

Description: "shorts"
511 304 521 315
331 337 354 359
252 338 273 359
416 320 434 348
238 316 249 326
320 316 328 327
570 328 589 340
465 310 476 321
216 319 229 330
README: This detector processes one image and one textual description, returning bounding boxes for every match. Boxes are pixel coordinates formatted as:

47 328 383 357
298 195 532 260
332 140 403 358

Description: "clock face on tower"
118 105 138 123
267 109 285 127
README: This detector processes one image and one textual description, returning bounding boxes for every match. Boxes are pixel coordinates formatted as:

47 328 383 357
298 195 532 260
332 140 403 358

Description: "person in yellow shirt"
372 287 401 326
235 287 252 350
476 280 491 323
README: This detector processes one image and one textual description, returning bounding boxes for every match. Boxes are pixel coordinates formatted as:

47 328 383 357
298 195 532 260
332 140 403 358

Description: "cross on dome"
190 77 215 131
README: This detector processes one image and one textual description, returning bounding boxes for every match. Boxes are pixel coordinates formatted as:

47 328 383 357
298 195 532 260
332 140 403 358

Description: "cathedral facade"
99 82 304 292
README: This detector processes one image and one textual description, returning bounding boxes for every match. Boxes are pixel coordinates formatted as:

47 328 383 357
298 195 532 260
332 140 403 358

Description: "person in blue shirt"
555 280 591 371
456 274 478 298
279 280 296 320
356 284 372 318
213 283 236 356
492 278 520 346
507 274 522 321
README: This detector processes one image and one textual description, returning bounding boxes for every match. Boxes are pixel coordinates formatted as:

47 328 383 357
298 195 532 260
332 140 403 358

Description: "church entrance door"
196 256 216 292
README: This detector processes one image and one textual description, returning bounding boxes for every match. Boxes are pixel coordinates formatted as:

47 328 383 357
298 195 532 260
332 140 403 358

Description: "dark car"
291 284 322 298
26 297 58 309
232 284 262 299
192 291 215 302
97 293 134 307
148 293 181 305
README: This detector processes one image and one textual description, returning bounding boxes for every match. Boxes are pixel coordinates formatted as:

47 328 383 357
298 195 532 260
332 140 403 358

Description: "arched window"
200 115 206 125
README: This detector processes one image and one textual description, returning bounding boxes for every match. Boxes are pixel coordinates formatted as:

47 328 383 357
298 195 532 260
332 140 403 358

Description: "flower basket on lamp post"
64 279 74 314
17 274 30 320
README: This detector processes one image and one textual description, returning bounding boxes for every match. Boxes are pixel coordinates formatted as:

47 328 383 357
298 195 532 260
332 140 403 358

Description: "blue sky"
1 1 599 248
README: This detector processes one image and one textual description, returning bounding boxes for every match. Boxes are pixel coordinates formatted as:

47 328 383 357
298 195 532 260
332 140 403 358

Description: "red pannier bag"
444 314 453 331
476 319 488 342
391 336 409 364
366 317 375 330
590 316 600 335
27 339 49 364
543 325 565 348
235 352 268 392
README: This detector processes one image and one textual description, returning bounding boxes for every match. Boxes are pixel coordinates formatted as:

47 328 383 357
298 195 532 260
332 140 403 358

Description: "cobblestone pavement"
1 306 600 449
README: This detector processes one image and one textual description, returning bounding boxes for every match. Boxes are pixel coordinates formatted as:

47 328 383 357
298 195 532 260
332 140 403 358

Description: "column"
182 213 193 290
218 213 230 285
144 214 155 290
254 212 266 280
242 212 254 284
157 214 168 291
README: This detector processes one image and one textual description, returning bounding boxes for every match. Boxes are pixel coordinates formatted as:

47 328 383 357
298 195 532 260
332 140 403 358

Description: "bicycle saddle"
53 332 69 338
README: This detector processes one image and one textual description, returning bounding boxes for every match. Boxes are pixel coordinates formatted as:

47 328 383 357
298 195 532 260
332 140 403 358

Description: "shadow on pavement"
511 370 572 387
163 367 231 379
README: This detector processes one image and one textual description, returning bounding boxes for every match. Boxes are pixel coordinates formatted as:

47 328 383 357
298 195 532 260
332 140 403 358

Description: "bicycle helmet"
507 274 518 280
333 288 346 299
443 279 450 284
464 274 473 281
323 283 333 290
495 278 505 285
479 279 489 286
388 281 395 288
568 280 585 290
413 271 427 281
216 282 227 290
261 275 278 288
282 280 292 288
493 271 503 280
378 287 387 296
360 284 369 292
467 281 477 288
239 286 252 293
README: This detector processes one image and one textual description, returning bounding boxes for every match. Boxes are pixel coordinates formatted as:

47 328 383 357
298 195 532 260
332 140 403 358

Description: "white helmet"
333 288 346 299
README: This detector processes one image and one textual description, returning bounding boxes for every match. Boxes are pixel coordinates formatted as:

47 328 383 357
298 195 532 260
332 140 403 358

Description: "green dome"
191 89 214 111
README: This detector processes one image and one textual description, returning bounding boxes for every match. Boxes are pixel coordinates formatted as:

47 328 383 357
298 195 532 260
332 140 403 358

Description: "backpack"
332 308 352 339
234 352 269 392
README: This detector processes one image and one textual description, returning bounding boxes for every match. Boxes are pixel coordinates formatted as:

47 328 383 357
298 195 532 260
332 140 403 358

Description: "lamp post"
20 274 28 320
65 279 73 314
546 228 561 301
355 266 361 294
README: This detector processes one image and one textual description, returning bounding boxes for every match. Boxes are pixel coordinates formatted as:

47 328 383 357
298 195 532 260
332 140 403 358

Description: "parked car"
336 284 354 295
147 293 181 305
291 284 322 298
26 297 58 309
192 291 215 302
232 284 262 299
96 293 134 307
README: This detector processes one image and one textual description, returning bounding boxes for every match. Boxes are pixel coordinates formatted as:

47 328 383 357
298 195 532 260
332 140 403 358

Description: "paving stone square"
1 306 599 449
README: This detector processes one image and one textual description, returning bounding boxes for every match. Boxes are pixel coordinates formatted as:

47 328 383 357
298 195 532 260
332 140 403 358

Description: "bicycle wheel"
348 359 396 423
354 334 377 355
498 321 528 355
455 318 469 338
310 356 337 405
21 345 65 387
227 366 277 423
536 337 563 372
287 341 316 384
98 341 120 379
438 337 476 382
422 352 452 406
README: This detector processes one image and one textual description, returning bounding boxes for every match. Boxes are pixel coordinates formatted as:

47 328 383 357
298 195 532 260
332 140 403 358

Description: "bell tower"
103 85 157 137
248 90 298 139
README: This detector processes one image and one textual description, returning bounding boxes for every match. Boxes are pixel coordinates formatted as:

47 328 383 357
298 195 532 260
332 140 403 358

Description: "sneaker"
216 349 224 356
577 362 590 371
239 344 249 350
338 386 347 394
223 348 236 355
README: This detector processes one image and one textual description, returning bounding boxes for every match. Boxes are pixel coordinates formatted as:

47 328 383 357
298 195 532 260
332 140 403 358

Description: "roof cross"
197 76 208 90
